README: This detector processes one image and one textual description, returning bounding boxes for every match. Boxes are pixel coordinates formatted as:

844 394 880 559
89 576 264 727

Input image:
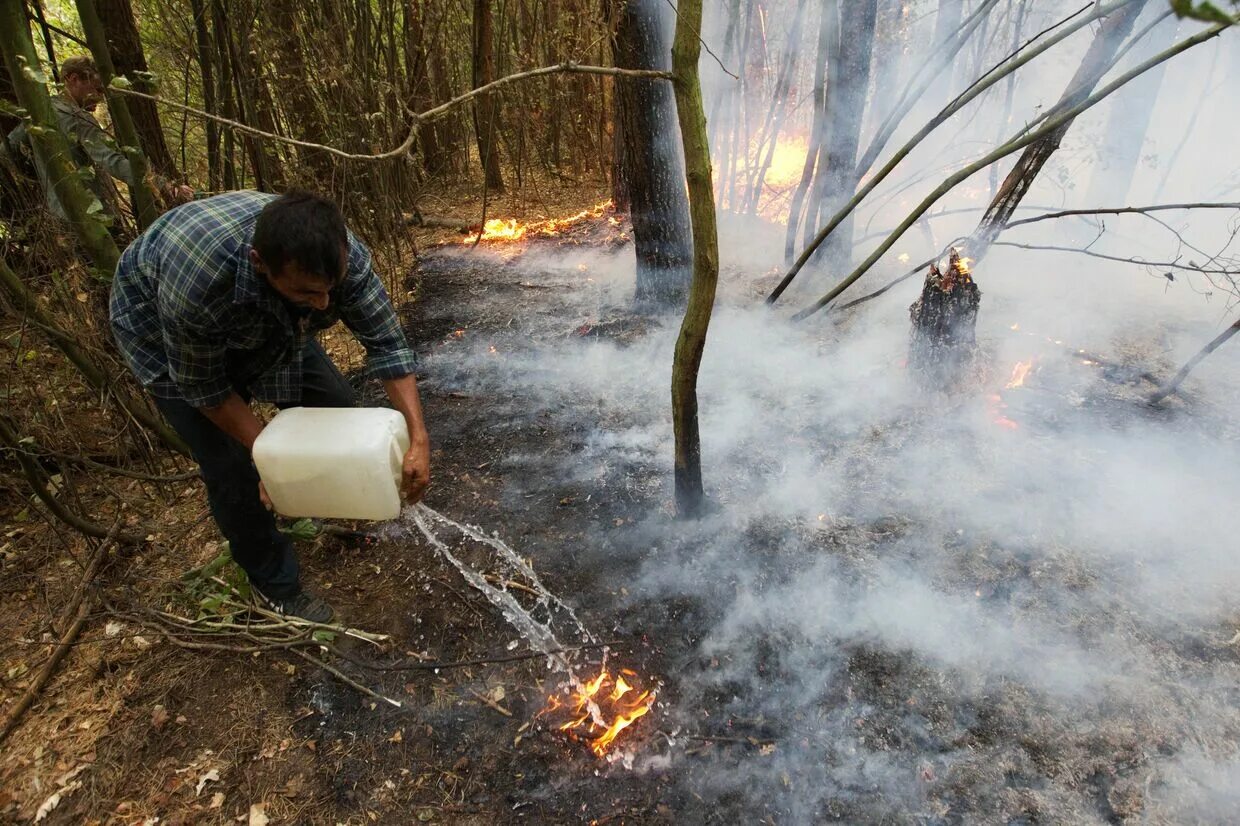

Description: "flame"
957 256 973 277
722 133 811 221
539 667 657 758
462 200 614 245
1005 360 1034 389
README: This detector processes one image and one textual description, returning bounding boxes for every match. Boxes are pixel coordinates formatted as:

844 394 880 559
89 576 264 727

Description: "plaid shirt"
110 191 416 408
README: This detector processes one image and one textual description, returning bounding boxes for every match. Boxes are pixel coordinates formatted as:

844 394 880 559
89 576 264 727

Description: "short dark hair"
252 191 348 284
60 55 99 81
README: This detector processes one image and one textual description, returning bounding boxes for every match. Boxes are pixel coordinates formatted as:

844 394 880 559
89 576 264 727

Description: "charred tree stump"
908 250 980 383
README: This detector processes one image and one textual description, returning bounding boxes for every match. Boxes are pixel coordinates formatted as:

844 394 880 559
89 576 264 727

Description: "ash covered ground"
400 217 1240 823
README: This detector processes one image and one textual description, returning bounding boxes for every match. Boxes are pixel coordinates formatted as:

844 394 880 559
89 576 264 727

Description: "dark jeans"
155 341 355 598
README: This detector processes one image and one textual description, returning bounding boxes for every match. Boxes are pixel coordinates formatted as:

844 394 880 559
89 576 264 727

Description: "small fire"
462 199 614 245
468 218 527 243
1005 360 1034 389
957 256 973 277
539 667 657 758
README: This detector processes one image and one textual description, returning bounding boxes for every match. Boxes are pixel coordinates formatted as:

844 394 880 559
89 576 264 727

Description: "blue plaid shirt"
110 191 417 408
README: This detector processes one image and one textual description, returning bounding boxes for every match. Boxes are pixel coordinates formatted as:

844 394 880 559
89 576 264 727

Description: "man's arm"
336 237 430 502
61 105 134 182
200 392 265 450
383 374 431 502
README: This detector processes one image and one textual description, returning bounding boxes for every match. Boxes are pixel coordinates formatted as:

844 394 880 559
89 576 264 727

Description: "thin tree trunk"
75 0 158 229
472 0 505 191
1086 8 1177 205
784 0 832 263
93 0 180 181
189 0 219 191
742 0 808 215
807 0 878 265
669 0 718 517
929 0 963 99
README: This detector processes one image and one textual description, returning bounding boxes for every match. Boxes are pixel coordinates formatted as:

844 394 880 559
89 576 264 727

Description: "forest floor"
3 178 1240 825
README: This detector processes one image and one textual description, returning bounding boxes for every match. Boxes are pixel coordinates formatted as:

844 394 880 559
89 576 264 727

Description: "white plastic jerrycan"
252 407 410 521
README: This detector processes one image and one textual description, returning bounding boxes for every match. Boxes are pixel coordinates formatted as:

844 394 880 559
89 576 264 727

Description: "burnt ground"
3 215 1240 824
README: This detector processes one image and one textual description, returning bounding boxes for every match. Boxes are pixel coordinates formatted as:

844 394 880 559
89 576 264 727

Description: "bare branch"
990 240 1240 276
113 62 671 163
1004 202 1240 229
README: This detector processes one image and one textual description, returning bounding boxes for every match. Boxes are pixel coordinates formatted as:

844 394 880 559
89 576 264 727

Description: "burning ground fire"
461 199 622 246
538 667 657 759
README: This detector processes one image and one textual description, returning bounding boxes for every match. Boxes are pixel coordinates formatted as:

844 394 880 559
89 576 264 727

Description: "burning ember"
462 199 617 245
539 667 657 758
1005 359 1034 389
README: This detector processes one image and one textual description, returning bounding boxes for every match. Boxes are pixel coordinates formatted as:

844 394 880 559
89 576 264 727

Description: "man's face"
249 249 339 312
66 71 105 110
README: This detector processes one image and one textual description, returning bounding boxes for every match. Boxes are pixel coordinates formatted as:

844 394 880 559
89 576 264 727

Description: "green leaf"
85 199 104 215
283 518 320 542
109 76 132 90
312 629 336 644
1170 0 1237 21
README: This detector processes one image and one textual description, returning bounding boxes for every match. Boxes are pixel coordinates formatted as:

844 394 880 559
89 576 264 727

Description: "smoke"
414 2 1240 819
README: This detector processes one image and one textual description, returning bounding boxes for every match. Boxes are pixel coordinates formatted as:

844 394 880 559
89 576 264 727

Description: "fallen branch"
0 526 118 746
0 416 147 545
114 62 671 164
1149 317 1240 404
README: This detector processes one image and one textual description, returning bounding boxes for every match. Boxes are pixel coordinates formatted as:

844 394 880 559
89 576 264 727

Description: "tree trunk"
1086 8 1177 205
806 0 877 266
0 0 120 276
403 0 441 176
471 0 504 192
610 0 692 307
929 0 963 100
75 0 158 229
669 0 718 517
188 0 219 191
261 0 333 184
784 0 832 263
972 0 1149 257
93 0 181 181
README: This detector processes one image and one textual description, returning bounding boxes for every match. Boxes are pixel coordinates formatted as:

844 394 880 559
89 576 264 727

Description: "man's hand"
259 480 273 511
383 374 432 503
402 437 431 503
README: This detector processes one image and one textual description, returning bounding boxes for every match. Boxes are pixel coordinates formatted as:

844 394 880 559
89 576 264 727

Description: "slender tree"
804 0 878 265
669 0 719 516
94 0 180 181
472 0 505 191
75 0 159 229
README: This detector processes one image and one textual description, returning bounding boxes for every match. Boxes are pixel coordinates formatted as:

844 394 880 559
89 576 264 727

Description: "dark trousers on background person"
155 341 355 598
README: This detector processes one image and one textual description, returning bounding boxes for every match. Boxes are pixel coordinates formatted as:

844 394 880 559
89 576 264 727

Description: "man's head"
61 56 104 111
249 191 348 312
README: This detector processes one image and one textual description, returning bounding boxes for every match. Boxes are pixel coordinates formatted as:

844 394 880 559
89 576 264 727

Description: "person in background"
110 190 431 622
5 54 193 220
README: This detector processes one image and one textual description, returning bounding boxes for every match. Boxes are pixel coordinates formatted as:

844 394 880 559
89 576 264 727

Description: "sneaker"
257 589 335 624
